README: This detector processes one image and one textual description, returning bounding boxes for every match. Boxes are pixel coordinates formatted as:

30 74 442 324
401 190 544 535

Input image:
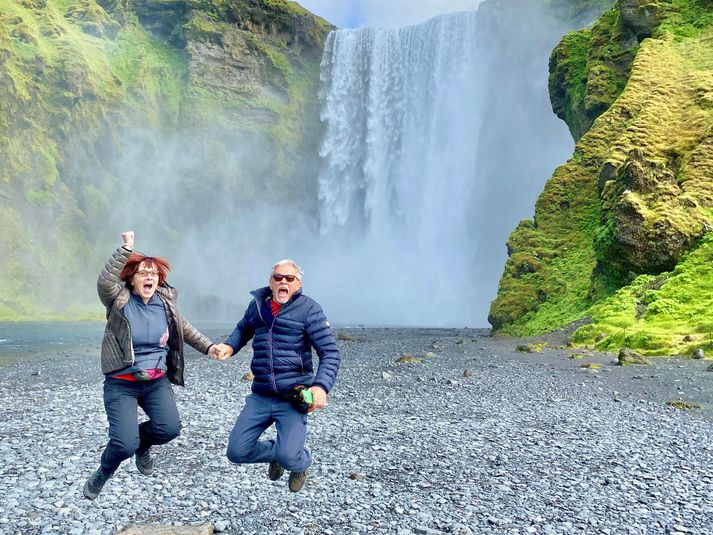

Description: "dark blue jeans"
226 393 312 473
100 376 181 473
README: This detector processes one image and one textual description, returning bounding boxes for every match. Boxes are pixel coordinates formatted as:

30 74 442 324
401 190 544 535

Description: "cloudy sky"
297 0 482 28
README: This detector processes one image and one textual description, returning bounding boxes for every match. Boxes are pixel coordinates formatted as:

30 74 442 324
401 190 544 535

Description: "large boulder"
597 149 708 275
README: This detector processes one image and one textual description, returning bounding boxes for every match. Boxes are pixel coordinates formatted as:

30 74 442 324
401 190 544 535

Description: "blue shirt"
114 292 169 375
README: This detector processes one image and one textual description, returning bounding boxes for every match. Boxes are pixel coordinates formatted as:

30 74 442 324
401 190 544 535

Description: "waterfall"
308 7 579 327
318 13 482 237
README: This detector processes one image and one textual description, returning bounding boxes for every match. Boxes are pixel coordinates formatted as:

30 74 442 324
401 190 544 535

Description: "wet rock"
618 348 650 366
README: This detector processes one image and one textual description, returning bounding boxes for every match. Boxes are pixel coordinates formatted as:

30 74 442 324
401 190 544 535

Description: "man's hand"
122 231 134 248
214 343 234 361
308 386 327 410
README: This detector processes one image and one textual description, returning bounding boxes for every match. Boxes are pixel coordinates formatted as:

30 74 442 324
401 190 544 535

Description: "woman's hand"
122 230 134 248
210 343 234 361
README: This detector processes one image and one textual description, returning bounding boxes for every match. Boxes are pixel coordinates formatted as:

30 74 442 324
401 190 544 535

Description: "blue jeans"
100 376 181 473
226 393 312 473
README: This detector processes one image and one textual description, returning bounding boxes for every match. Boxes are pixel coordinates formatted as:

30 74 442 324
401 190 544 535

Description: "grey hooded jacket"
97 245 213 386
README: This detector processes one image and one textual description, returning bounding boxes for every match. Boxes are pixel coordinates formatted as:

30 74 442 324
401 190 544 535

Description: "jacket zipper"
268 314 278 393
257 297 279 393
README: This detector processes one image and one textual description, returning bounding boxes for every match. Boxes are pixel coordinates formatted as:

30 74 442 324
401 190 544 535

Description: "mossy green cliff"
0 0 330 319
490 0 713 356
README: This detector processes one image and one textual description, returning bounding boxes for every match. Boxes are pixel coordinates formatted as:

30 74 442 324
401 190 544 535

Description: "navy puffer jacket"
224 287 340 395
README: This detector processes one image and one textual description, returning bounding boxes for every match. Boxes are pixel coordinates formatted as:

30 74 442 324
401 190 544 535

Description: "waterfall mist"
73 2 604 328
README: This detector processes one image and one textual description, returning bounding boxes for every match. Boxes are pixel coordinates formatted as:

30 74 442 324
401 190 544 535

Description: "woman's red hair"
120 253 172 287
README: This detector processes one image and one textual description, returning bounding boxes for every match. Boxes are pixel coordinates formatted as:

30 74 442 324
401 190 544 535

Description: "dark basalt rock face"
620 0 661 41
548 1 647 141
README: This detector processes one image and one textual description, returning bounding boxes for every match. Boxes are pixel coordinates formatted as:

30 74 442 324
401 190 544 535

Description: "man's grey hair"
271 259 303 280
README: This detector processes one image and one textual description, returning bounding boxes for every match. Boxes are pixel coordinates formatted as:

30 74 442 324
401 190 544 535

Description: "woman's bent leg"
100 378 141 474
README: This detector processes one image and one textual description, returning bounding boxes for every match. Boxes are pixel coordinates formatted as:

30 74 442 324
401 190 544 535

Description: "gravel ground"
1 327 713 535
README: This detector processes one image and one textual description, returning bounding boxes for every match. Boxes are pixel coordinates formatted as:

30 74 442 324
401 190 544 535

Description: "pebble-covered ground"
1 327 713 535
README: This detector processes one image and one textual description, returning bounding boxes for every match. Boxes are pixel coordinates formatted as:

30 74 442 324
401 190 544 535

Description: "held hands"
122 230 134 248
308 386 327 411
212 343 234 361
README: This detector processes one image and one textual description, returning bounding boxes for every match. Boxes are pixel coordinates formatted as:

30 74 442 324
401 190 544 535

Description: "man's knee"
275 448 304 472
226 442 252 464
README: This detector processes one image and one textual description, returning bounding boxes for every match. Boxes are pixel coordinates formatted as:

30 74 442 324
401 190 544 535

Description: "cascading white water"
313 13 487 326
309 7 577 327
318 13 482 235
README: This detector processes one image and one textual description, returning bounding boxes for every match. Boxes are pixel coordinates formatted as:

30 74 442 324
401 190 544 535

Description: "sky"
297 0 482 28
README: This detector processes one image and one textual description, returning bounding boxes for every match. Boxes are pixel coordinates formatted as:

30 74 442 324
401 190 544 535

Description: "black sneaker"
268 460 285 481
288 470 308 492
135 448 154 476
82 467 113 500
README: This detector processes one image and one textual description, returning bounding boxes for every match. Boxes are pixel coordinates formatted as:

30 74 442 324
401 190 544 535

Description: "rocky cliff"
0 0 330 319
490 0 713 356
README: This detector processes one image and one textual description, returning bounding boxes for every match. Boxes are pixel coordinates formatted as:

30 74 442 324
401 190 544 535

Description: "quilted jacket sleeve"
225 303 256 354
97 245 132 309
181 316 214 354
306 303 340 393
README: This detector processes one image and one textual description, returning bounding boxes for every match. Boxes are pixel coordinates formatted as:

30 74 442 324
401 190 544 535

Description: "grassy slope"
490 0 713 355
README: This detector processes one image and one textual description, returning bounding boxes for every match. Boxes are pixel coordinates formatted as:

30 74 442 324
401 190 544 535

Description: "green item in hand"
301 389 314 404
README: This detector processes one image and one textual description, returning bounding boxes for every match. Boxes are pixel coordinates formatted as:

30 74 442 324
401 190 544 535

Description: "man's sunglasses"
272 273 299 283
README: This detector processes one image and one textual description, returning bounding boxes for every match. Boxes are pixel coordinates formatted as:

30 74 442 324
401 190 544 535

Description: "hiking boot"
288 470 308 492
268 460 285 481
135 448 154 476
82 467 113 500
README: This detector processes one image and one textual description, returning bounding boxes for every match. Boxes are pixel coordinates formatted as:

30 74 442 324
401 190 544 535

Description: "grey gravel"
1 327 713 534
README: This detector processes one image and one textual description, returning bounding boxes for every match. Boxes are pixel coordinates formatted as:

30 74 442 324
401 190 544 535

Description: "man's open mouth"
278 287 289 296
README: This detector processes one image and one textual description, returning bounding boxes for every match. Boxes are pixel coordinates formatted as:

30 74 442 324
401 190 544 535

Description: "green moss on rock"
492 0 713 357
